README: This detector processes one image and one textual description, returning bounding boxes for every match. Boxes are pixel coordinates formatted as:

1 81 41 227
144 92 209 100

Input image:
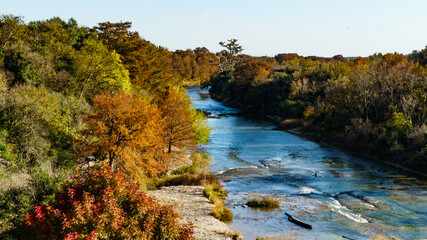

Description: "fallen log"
285 212 312 229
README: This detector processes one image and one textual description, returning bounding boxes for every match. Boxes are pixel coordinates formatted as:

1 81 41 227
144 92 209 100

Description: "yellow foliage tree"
159 87 198 155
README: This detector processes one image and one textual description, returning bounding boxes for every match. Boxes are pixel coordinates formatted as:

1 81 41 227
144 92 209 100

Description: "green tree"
216 39 244 72
0 85 76 169
74 39 131 99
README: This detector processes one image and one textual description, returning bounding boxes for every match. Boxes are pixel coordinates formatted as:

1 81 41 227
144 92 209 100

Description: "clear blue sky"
2 0 426 57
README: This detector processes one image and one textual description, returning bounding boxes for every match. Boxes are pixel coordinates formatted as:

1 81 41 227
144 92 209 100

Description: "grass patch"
212 200 233 222
146 172 217 190
203 180 233 222
246 194 281 210
203 181 227 201
171 164 198 175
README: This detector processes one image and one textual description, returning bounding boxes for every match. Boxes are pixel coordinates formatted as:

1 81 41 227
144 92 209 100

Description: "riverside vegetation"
0 15 224 239
0 14 425 239
208 39 427 174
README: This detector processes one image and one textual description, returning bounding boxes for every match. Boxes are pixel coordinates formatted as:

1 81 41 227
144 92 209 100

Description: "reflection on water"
187 87 427 240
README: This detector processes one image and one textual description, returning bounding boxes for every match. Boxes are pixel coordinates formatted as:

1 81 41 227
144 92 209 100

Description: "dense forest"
0 15 216 239
208 39 427 173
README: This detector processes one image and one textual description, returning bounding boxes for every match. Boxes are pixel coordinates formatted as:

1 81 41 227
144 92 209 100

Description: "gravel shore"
148 185 233 240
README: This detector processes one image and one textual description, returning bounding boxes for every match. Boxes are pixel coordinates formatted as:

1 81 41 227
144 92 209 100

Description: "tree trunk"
109 151 115 169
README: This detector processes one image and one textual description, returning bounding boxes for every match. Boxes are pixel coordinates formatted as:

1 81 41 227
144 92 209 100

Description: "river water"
187 87 427 240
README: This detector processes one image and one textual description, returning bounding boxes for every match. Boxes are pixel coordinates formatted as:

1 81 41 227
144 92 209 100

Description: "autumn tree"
93 22 175 92
78 91 166 177
159 87 198 155
274 53 300 64
233 57 272 86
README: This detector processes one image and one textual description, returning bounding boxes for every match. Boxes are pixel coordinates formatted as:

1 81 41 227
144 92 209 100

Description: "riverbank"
188 86 427 239
210 92 426 177
285 127 427 178
148 186 235 240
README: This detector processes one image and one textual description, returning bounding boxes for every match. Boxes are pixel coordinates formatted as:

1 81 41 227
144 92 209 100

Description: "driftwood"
285 212 312 229
342 236 356 240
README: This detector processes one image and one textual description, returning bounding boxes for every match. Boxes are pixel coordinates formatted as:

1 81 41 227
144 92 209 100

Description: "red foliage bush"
26 165 194 240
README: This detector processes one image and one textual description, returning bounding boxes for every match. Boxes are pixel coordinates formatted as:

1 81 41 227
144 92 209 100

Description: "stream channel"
187 87 427 240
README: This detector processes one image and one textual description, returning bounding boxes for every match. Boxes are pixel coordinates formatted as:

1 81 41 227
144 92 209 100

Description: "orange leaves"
77 87 205 179
234 57 272 86
382 53 408 66
159 87 197 155
78 91 165 178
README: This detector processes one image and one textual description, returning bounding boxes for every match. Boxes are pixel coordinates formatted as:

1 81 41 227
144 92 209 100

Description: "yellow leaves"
74 39 131 99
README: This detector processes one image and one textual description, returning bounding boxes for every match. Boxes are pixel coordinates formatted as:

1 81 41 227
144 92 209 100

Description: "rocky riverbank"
148 185 236 240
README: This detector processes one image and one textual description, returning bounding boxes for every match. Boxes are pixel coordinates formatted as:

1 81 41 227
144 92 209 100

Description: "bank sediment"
148 186 234 240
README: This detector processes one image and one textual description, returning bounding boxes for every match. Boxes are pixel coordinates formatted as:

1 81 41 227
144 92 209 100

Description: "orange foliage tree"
233 57 272 86
78 91 167 178
159 87 198 155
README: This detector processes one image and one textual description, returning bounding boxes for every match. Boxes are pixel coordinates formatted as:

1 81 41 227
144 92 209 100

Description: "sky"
2 0 426 57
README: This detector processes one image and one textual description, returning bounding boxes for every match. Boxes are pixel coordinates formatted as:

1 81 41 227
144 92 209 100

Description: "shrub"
172 164 198 175
386 112 412 136
203 181 228 202
279 118 304 130
25 165 194 240
0 187 34 236
203 181 233 222
0 169 65 238
246 194 281 210
212 201 233 222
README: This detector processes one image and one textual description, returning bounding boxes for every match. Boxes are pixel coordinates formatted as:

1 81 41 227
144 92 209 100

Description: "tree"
274 53 300 64
233 57 272 86
73 39 131 99
93 22 175 92
0 15 27 49
216 39 244 72
0 85 83 169
78 91 166 176
159 87 198 155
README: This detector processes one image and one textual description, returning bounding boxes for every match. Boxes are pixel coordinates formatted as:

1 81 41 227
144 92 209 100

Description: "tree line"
0 15 213 239
209 40 427 172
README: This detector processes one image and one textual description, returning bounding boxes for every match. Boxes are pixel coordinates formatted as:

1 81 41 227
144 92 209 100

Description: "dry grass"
246 193 281 210
0 170 30 193
280 119 304 130
147 172 217 190
203 181 233 222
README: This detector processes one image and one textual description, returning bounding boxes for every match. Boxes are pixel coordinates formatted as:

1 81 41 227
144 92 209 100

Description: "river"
187 87 427 240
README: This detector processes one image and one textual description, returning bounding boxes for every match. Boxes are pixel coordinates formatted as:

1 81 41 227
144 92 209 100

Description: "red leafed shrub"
25 165 194 240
